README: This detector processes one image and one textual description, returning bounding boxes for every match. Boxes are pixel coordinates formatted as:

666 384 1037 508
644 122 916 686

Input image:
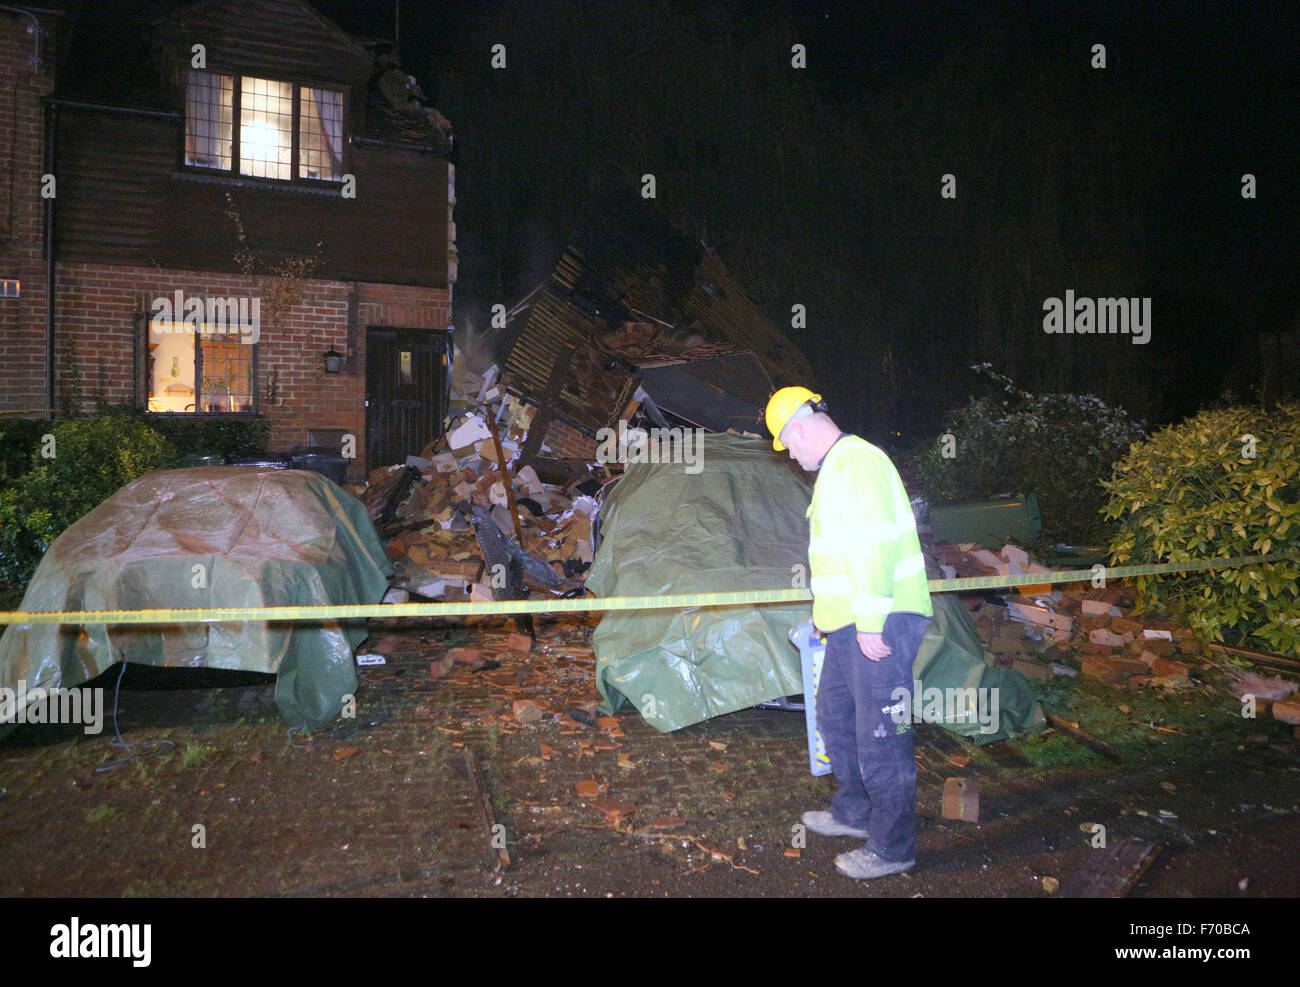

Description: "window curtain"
312 88 344 177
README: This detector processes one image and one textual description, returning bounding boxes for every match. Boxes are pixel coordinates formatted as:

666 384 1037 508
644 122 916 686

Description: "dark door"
365 328 449 469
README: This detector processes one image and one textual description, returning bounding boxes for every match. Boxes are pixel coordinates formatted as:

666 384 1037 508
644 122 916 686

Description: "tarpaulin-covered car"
0 467 392 732
587 433 1044 742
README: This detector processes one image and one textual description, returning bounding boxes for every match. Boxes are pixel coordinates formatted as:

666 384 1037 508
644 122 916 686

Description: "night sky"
314 0 1299 445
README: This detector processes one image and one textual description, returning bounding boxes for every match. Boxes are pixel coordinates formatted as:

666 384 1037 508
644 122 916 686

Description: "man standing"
765 386 933 880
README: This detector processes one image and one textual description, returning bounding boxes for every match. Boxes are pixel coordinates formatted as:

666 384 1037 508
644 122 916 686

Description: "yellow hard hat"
765 385 822 451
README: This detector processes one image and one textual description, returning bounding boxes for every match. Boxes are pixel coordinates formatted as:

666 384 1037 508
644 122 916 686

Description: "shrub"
91 403 270 460
147 413 270 460
914 379 1145 544
0 415 176 590
1101 403 1300 653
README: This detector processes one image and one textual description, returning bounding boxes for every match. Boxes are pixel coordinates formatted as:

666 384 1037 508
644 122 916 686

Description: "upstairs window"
184 69 345 183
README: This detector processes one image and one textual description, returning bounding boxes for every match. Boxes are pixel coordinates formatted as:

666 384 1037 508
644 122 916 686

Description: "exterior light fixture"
322 348 343 374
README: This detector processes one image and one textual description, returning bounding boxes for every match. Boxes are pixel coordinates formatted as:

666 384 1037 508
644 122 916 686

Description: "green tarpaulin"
587 434 1044 742
0 467 392 733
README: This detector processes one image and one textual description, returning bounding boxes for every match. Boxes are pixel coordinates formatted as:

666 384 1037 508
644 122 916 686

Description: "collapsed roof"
501 188 815 436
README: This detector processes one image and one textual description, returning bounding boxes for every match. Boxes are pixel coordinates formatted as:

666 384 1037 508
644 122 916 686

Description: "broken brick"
1081 655 1124 684
574 779 600 798
428 655 455 679
1273 697 1300 725
1113 657 1148 678
1151 658 1190 677
448 647 482 665
942 777 979 822
512 699 544 724
592 797 636 821
1089 628 1127 648
1011 657 1052 680
1081 599 1120 616
504 632 533 653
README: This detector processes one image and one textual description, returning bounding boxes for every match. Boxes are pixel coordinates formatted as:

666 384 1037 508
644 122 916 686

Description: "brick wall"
0 12 453 480
0 10 57 415
540 417 598 460
50 263 448 479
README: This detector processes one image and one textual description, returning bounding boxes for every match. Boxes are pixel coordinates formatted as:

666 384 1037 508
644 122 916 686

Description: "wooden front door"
365 328 449 469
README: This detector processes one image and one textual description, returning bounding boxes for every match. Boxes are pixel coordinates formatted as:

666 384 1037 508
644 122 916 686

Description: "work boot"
801 810 870 839
834 847 914 880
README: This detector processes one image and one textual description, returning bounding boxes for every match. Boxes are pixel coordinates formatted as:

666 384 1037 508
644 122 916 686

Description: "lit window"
185 71 233 169
240 76 292 180
183 70 344 183
146 321 256 415
299 87 345 180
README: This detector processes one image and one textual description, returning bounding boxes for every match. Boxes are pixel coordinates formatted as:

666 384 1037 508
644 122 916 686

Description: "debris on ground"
930 537 1300 731
346 362 613 604
929 539 1207 687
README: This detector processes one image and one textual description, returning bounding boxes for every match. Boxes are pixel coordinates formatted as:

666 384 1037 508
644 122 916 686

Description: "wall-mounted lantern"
322 348 343 374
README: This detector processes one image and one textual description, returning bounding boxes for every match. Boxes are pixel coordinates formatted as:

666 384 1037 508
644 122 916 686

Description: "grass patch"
85 803 117 824
1017 732 1104 768
180 743 218 769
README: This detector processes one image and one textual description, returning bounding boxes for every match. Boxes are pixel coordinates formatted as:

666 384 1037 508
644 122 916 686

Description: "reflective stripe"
894 553 926 581
810 574 854 594
850 594 895 616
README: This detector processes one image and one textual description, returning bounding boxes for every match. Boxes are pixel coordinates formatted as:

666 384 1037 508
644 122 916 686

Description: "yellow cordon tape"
0 553 1293 627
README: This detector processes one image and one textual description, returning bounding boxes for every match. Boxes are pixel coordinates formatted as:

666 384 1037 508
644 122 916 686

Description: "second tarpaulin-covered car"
0 467 392 731
586 433 1045 742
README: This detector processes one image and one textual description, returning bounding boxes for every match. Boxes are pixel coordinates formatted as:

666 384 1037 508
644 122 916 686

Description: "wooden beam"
1209 642 1300 672
517 344 575 468
464 750 510 871
1058 836 1164 897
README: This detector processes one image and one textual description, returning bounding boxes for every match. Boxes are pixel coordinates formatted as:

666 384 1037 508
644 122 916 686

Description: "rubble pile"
347 361 612 605
929 540 1203 689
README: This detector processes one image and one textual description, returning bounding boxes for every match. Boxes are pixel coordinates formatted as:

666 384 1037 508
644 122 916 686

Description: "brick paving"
3 612 1300 897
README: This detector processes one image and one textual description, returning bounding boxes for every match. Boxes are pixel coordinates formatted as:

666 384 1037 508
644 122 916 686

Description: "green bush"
1101 403 1300 653
914 389 1145 544
147 413 269 460
90 403 270 460
0 415 176 590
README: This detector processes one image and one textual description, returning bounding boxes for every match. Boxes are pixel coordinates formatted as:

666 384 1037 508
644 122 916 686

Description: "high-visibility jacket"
805 434 933 634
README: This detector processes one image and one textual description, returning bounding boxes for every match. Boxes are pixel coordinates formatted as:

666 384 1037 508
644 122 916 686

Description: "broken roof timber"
501 188 814 433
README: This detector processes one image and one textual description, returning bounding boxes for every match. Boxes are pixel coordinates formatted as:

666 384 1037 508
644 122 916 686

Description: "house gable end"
153 0 370 88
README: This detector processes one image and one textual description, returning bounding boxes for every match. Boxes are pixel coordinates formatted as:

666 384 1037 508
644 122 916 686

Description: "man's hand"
857 631 891 661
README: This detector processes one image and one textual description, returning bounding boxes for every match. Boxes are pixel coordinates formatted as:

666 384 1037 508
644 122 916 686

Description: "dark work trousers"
816 611 932 862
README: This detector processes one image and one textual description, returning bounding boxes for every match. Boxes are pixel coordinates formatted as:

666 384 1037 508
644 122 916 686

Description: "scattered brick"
512 699 544 723
1082 655 1124 684
1273 697 1300 726
942 777 979 822
1151 658 1190 677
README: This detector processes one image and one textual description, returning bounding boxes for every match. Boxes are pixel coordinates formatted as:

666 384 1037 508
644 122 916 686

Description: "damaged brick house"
497 188 816 467
0 0 456 479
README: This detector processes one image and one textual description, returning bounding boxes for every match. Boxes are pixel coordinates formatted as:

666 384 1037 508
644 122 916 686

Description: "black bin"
289 447 350 485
